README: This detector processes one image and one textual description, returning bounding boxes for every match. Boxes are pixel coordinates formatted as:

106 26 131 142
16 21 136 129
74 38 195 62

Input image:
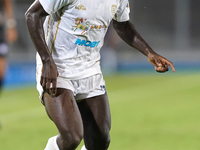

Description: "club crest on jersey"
111 5 117 16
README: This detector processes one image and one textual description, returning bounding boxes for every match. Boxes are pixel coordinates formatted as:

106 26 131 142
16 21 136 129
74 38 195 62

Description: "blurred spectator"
0 0 18 91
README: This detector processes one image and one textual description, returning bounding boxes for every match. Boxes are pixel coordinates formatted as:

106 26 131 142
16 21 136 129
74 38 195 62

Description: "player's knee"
60 131 83 150
87 134 110 150
59 127 83 149
62 137 82 150
98 136 110 150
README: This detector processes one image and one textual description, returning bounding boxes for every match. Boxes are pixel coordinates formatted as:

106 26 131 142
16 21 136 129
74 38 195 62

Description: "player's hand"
40 60 58 96
148 53 175 73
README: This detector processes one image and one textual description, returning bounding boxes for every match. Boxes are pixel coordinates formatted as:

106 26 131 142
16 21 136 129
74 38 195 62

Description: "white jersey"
37 0 130 80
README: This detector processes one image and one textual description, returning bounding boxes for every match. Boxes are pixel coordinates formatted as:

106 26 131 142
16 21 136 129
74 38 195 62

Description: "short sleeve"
114 0 130 22
39 0 77 14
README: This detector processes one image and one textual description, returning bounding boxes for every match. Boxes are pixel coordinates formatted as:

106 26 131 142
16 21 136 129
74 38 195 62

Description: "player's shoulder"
39 0 79 13
39 0 78 5
67 0 79 4
62 0 79 6
122 0 129 2
112 0 128 8
62 0 79 8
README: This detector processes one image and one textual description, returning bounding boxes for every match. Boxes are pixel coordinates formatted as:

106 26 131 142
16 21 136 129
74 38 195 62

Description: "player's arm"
3 0 18 43
25 0 58 95
112 20 175 73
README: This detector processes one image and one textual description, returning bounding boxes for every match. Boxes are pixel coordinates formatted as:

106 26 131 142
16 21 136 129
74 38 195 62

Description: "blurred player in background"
0 0 18 91
25 0 175 150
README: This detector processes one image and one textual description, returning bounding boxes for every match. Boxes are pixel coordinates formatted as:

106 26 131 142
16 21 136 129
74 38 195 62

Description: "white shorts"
37 73 107 101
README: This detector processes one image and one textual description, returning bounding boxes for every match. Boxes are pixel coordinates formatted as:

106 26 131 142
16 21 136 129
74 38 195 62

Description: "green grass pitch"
0 72 199 150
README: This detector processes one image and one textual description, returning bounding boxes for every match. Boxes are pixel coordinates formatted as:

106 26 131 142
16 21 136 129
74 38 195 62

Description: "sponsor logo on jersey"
75 39 100 48
71 18 90 35
75 4 86 11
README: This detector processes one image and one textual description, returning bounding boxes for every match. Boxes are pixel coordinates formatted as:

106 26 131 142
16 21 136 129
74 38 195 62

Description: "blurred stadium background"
0 0 200 150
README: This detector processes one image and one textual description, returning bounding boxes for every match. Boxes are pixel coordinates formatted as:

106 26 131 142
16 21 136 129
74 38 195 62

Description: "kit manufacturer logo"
75 4 86 11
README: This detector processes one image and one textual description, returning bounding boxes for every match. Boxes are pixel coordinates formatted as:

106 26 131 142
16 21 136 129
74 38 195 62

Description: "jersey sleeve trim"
113 0 130 22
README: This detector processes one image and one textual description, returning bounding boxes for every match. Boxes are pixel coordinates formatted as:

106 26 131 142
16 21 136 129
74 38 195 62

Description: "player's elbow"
25 9 34 23
25 10 30 21
25 9 41 28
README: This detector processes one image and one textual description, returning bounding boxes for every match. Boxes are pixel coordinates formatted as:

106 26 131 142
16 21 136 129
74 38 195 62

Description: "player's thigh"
43 88 83 134
77 94 111 138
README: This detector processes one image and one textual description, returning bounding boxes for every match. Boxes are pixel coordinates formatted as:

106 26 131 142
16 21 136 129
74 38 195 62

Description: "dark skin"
25 1 175 150
25 0 58 95
112 20 175 73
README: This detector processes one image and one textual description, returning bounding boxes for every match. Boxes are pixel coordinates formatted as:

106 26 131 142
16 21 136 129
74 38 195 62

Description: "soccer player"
0 0 18 91
25 0 175 150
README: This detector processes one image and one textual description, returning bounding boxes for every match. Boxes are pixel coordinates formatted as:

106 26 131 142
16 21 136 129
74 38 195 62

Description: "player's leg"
43 88 84 150
77 94 111 150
